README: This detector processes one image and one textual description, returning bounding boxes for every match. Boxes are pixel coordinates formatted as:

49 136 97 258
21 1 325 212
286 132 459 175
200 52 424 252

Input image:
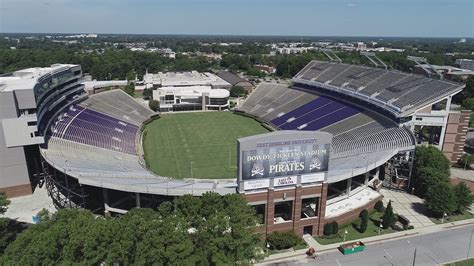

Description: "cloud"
347 3 357 7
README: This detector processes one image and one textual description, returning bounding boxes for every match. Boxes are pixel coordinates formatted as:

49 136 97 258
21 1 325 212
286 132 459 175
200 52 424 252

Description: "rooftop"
157 85 230 98
144 71 230 87
0 64 78 92
217 71 249 86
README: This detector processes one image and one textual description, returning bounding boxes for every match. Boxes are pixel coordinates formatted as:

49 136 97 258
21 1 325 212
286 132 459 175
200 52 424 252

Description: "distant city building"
217 71 254 92
254 64 276 74
456 59 474 71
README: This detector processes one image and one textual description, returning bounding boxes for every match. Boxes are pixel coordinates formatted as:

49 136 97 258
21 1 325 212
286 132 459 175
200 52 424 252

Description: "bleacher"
294 60 463 116
271 96 361 131
79 89 153 126
41 89 236 196
239 82 415 162
51 106 138 155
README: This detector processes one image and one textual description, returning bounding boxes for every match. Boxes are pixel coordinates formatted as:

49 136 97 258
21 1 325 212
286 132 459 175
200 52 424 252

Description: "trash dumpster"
338 241 365 255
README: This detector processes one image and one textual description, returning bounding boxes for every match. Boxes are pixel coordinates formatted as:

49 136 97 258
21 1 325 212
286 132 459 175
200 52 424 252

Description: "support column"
102 189 109 215
317 183 328 236
265 189 275 237
346 178 352 197
293 186 302 235
135 193 141 208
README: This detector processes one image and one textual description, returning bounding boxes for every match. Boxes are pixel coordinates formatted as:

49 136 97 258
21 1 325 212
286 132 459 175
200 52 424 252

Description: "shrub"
148 100 160 112
398 215 410 226
453 182 473 213
374 200 384 213
359 209 369 233
323 223 333 236
266 231 301 250
391 224 403 231
330 221 339 235
403 224 415 230
382 200 395 229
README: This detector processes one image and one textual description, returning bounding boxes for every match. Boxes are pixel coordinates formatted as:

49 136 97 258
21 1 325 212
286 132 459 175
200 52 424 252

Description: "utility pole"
412 248 417 266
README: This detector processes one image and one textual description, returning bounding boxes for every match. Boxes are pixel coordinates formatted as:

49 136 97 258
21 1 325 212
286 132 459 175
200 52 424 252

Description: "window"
301 197 319 219
274 201 293 223
327 179 348 200
351 174 366 190
27 121 37 126
251 204 266 224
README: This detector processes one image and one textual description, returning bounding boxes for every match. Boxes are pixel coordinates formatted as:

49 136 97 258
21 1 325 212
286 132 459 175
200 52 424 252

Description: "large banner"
238 131 331 182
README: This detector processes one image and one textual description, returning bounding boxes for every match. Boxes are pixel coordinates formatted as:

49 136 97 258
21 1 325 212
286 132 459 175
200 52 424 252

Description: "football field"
143 112 270 179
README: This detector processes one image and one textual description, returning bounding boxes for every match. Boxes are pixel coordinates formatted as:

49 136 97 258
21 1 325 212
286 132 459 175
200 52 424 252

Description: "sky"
0 0 473 37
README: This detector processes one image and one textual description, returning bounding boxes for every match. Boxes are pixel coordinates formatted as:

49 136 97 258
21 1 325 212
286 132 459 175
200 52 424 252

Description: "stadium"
0 60 470 236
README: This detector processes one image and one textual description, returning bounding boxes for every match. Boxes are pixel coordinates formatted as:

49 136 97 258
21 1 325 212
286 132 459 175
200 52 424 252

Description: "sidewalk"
257 218 474 265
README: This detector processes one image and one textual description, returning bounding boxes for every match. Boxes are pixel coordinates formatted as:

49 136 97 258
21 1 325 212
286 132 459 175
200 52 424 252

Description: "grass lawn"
430 211 474 225
315 212 398 245
444 258 474 266
143 112 269 179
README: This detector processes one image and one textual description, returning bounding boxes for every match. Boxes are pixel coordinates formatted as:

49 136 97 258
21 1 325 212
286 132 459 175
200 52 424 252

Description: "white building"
144 71 231 90
144 71 231 112
152 86 229 112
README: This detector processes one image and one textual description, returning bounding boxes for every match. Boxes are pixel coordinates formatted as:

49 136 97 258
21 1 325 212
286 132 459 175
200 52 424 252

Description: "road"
269 225 474 266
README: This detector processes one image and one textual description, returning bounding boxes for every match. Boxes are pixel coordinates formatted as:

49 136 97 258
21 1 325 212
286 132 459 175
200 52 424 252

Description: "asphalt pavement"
265 224 474 266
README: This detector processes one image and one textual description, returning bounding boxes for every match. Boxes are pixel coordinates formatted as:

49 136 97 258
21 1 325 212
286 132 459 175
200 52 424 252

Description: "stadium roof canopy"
293 60 465 117
0 64 77 92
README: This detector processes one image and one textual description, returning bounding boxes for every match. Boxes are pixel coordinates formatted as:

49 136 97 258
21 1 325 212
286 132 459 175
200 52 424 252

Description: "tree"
230 85 247 97
1 194 262 265
412 145 451 198
462 98 474 111
359 209 369 233
425 182 456 217
453 182 473 213
123 83 135 97
459 154 474 170
148 100 160 112
462 76 474 99
382 200 395 229
36 208 51 222
0 193 13 255
0 192 10 214
142 88 153 100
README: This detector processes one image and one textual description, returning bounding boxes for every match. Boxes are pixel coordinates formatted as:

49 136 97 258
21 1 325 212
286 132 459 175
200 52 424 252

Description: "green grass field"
143 112 270 179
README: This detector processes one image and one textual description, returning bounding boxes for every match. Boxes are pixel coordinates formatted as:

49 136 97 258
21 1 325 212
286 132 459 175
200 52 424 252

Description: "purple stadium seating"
271 96 360 131
51 105 139 155
271 97 331 126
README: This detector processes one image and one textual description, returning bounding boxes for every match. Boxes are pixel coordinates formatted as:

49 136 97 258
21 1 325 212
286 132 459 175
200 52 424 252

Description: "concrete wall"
0 92 32 197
